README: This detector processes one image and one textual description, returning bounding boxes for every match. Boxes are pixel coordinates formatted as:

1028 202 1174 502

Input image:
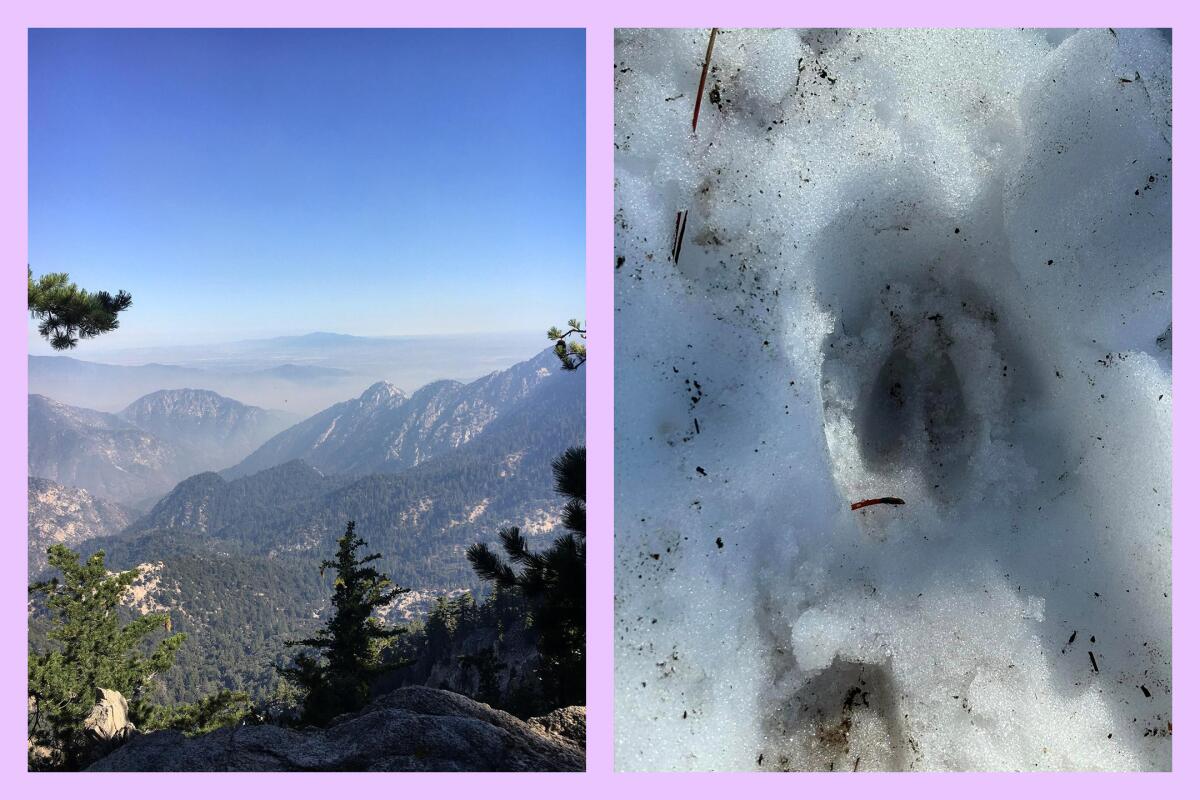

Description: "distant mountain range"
123 352 581 585
29 330 548 416
28 390 293 506
225 349 560 478
29 355 356 416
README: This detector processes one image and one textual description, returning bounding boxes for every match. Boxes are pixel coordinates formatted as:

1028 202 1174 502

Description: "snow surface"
614 28 1171 772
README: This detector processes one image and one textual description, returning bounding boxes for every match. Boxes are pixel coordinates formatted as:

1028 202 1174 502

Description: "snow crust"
615 28 1171 772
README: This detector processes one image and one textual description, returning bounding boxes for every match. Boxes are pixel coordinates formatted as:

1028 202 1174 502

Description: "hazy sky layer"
28 28 584 354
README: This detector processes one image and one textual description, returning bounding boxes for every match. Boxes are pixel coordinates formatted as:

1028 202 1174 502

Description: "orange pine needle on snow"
850 497 906 511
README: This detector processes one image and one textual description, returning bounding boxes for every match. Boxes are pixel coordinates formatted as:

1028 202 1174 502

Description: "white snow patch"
616 28 1170 772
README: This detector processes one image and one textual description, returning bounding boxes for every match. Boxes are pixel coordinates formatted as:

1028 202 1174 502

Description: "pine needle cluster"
28 267 132 350
547 319 586 371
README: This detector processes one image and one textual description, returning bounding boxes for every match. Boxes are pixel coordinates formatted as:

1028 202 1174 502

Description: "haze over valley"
29 330 548 416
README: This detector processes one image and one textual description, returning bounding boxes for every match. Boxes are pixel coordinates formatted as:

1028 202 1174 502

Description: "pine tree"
547 319 586 371
28 267 133 350
276 521 408 726
28 545 185 769
423 596 455 655
137 689 252 736
467 447 585 706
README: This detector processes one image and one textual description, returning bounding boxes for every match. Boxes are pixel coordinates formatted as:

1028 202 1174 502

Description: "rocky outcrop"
27 478 135 574
82 688 138 763
87 687 584 772
420 624 541 705
84 688 136 741
529 706 586 749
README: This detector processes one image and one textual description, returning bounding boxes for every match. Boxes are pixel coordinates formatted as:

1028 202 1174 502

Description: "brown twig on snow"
674 29 718 267
692 28 719 133
850 497 906 511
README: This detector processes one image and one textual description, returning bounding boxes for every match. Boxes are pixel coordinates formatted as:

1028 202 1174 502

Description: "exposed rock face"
226 348 560 478
27 478 135 574
84 688 134 740
83 688 137 762
87 687 584 772
529 707 586 750
373 623 543 718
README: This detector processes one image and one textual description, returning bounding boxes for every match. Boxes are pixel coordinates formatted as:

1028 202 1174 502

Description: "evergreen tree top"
277 521 410 726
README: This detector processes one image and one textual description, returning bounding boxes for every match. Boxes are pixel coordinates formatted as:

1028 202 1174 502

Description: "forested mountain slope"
64 363 584 704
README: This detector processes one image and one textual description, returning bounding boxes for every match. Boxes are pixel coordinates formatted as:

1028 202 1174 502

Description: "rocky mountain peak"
121 388 239 417
358 381 407 408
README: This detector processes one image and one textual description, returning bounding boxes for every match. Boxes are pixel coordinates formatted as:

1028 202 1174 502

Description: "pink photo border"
0 1 1195 795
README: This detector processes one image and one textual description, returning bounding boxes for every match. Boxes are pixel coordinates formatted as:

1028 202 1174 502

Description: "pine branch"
467 542 518 587
547 319 586 370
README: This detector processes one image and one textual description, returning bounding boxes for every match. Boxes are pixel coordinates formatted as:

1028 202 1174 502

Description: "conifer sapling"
277 521 408 725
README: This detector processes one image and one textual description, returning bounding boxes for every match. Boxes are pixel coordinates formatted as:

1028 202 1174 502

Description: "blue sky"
28 28 584 353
